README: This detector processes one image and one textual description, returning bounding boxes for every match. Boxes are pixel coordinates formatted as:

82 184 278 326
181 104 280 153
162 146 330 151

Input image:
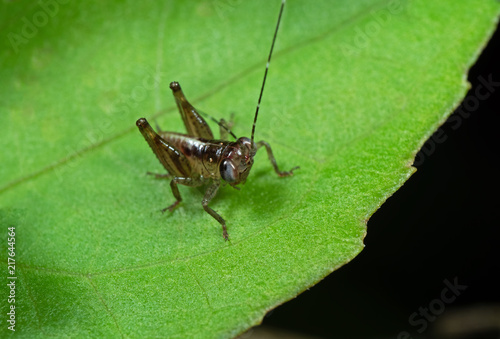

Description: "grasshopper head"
220 137 256 186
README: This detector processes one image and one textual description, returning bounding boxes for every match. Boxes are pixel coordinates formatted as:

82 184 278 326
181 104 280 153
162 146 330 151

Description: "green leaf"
1 0 499 337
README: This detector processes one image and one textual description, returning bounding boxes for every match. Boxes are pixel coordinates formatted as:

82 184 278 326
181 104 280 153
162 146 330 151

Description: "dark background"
261 22 500 339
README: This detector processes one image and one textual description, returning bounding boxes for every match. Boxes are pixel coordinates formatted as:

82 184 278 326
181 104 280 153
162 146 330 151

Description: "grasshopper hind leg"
169 81 214 139
162 177 204 213
161 179 183 213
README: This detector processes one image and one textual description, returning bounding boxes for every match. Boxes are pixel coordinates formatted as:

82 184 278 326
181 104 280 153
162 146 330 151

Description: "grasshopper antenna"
251 0 286 144
199 111 237 139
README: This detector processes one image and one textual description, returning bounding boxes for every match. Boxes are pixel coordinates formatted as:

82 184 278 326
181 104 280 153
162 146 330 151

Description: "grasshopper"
136 0 298 241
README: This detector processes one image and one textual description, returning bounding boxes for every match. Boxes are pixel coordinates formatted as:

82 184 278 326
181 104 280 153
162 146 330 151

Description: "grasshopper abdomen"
162 133 227 179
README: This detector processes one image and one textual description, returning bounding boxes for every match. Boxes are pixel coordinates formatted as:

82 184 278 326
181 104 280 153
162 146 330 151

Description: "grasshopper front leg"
201 180 229 241
257 140 300 177
147 172 172 179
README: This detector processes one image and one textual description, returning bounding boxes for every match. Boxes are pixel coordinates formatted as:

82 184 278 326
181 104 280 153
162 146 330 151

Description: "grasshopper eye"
220 159 238 183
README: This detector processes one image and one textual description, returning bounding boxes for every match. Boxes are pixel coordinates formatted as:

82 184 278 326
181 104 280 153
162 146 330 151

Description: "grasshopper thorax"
220 137 256 186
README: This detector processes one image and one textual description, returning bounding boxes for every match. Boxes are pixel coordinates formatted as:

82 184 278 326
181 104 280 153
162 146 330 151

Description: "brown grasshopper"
136 0 298 241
